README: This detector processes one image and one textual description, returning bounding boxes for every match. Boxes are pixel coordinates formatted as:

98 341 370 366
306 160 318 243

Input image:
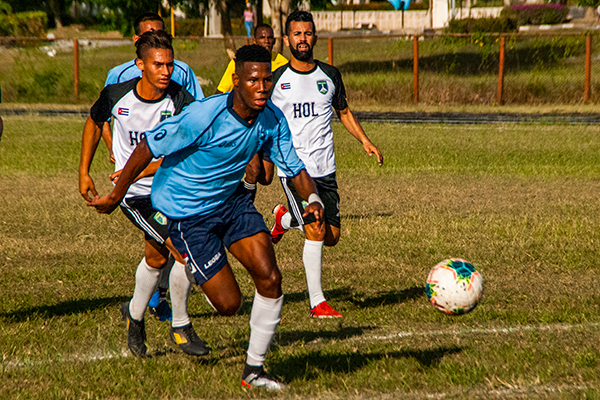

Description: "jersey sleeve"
146 98 224 158
182 64 205 100
263 105 305 177
90 86 114 124
171 84 196 115
331 68 348 111
216 60 236 93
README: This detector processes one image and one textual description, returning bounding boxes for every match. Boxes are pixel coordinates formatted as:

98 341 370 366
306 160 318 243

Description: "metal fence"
0 32 598 105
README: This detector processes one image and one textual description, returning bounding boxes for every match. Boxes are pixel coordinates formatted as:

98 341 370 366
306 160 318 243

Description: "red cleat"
270 204 288 244
309 301 342 318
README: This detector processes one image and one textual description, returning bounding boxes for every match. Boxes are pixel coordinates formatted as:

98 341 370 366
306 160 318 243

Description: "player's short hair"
134 13 165 36
285 10 316 36
234 44 271 71
135 29 173 60
254 23 273 37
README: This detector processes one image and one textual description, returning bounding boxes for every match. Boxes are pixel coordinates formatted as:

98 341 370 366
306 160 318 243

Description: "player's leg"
121 238 169 356
228 232 285 390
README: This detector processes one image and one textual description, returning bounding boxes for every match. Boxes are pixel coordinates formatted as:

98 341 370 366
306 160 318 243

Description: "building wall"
312 7 502 31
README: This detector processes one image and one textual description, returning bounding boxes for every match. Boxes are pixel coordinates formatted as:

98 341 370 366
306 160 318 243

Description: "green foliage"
0 1 12 15
446 15 518 33
0 11 47 37
501 4 569 26
165 18 205 37
578 0 600 7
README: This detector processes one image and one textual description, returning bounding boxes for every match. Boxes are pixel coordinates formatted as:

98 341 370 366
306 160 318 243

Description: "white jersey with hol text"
90 78 194 198
271 60 348 178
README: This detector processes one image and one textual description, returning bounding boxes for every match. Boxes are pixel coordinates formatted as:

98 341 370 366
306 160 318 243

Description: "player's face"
284 21 316 62
138 48 174 90
133 20 164 43
234 62 273 112
254 27 275 53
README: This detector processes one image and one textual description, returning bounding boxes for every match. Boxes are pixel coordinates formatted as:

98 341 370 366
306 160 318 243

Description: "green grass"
1 116 600 398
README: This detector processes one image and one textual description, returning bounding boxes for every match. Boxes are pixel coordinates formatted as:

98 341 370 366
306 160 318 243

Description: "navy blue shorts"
168 182 270 285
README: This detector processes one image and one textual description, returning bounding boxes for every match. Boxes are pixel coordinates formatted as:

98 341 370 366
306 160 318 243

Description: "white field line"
2 322 599 372
344 321 600 344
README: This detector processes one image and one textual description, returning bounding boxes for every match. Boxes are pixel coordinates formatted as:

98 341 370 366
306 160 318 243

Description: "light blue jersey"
146 93 305 219
105 59 204 100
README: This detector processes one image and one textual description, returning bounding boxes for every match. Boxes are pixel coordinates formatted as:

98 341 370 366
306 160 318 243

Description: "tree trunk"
216 0 236 58
269 0 283 53
256 0 263 25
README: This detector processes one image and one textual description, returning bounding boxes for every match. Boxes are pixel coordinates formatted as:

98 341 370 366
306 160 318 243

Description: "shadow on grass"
350 286 425 308
339 41 582 76
0 296 130 322
342 212 394 220
271 345 463 382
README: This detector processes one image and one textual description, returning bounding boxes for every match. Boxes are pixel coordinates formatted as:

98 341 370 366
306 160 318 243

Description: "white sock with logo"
129 258 160 321
170 261 192 328
246 291 283 367
303 239 326 309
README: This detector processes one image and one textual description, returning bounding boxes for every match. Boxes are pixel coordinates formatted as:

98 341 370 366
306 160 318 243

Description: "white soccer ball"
426 258 483 316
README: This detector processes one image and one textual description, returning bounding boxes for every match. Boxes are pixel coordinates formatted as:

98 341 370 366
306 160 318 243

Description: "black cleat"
170 323 211 356
120 301 147 357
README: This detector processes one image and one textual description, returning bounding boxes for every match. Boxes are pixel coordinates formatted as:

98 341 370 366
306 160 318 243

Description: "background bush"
501 4 569 26
446 15 518 33
0 11 47 37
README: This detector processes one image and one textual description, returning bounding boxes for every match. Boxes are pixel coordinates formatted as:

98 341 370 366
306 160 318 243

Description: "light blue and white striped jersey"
105 59 204 100
146 93 305 219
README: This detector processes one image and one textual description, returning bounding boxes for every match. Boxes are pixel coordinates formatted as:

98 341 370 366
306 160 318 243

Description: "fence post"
585 33 592 103
74 39 79 103
497 35 505 105
413 35 419 104
328 37 334 66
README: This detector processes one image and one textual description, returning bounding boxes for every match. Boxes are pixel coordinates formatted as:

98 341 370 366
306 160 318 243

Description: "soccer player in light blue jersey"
89 45 325 390
102 13 206 321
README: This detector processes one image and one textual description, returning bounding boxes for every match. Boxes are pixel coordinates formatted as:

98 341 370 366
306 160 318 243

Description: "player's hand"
303 202 325 233
87 193 120 214
364 142 383 167
110 169 122 184
79 174 99 202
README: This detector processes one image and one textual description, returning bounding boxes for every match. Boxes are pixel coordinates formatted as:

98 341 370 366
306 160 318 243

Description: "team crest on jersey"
153 211 167 225
160 111 172 121
118 108 129 116
317 80 328 94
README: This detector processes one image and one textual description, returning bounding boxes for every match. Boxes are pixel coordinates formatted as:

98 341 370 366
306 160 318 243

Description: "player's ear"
232 72 239 88
135 57 144 72
132 34 140 43
283 35 290 47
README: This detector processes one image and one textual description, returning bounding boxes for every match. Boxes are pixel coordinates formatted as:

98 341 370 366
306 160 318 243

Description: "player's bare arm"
110 159 162 184
101 122 115 163
88 137 154 214
337 107 384 167
79 116 104 202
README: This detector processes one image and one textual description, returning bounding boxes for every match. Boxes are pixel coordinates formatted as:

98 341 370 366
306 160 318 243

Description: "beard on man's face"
290 42 313 62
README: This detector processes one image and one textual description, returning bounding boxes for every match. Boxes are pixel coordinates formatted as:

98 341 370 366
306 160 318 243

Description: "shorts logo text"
293 102 319 119
204 252 222 269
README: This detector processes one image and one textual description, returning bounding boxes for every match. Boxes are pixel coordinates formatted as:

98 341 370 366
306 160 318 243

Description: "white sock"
281 211 292 230
303 239 326 309
246 291 283 367
129 258 161 321
170 261 192 328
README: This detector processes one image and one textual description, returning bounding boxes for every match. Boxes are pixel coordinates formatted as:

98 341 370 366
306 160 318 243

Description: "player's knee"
261 268 282 293
145 253 168 268
216 296 243 316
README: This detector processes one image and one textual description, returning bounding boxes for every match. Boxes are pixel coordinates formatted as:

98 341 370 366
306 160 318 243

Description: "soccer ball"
426 258 483 316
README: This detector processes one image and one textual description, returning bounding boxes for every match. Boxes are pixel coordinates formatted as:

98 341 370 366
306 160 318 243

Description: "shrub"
0 11 47 37
501 4 569 26
165 18 204 37
446 15 518 33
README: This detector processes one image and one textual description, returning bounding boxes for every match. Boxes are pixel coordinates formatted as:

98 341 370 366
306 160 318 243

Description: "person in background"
244 3 254 37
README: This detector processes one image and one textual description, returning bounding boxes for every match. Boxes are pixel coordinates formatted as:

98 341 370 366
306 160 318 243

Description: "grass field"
1 115 600 398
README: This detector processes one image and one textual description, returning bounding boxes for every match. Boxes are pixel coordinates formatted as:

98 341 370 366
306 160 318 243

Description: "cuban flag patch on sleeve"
118 108 129 116
280 82 291 90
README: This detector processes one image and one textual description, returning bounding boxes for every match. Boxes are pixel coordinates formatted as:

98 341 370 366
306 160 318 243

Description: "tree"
268 0 291 53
